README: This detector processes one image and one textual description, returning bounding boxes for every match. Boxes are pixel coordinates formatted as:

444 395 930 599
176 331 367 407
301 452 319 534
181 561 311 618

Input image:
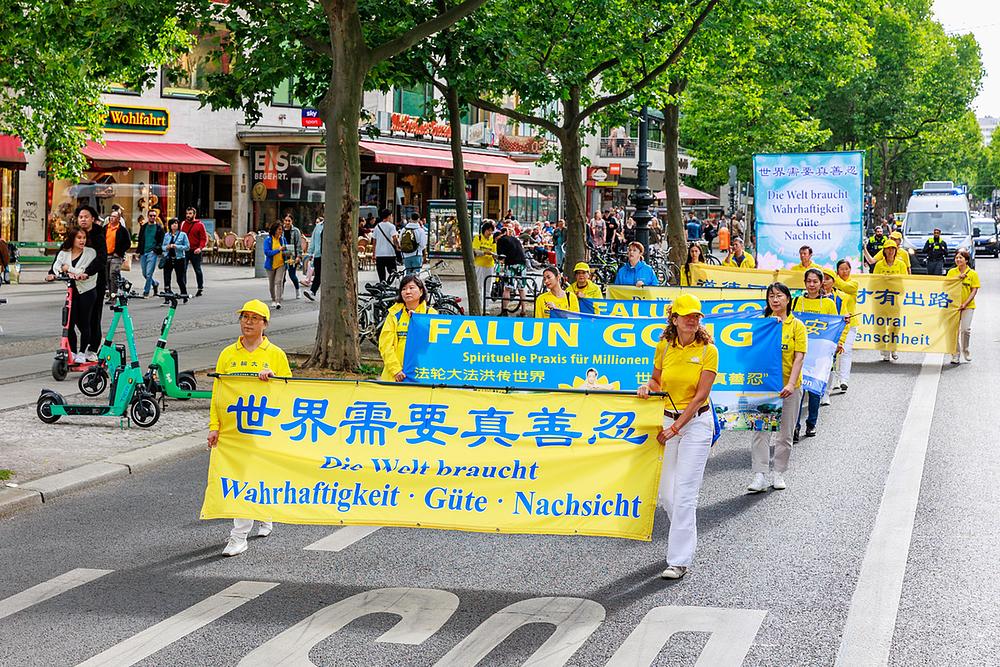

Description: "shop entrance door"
177 173 211 219
486 185 503 220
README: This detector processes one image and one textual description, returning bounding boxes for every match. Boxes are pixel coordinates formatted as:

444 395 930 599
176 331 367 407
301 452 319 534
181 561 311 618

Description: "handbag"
121 253 132 272
158 256 166 269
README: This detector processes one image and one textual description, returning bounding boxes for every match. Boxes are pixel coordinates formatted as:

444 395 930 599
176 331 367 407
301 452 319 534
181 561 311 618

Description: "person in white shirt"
401 212 428 275
45 227 100 362
373 208 400 282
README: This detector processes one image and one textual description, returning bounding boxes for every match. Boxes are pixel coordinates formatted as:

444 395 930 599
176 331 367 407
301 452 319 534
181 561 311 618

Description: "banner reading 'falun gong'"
201 376 663 540
687 264 961 353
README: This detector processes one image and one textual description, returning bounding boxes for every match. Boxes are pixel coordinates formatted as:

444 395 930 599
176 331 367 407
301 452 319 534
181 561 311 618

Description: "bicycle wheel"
357 301 376 344
705 253 722 265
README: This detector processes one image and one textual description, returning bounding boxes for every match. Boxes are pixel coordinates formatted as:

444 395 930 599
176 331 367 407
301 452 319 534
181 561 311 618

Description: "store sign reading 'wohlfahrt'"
104 105 169 134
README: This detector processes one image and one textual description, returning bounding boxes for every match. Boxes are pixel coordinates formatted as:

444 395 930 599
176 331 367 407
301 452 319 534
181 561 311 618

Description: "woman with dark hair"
680 243 704 286
637 294 718 580
791 267 837 439
747 282 807 493
946 248 980 364
162 218 190 296
534 265 579 318
378 275 438 381
45 227 100 362
263 221 286 309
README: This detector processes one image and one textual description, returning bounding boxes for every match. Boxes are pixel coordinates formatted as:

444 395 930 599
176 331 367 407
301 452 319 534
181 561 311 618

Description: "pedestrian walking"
303 216 323 301
590 212 606 249
613 241 658 287
103 209 131 303
373 208 400 282
181 207 208 296
280 214 303 298
136 210 164 297
685 212 702 242
161 218 190 296
947 248 980 364
747 283 807 493
923 228 948 276
552 219 567 268
680 243 704 286
400 212 427 275
637 294 718 580
74 206 108 342
495 228 528 316
378 275 437 381
263 222 286 310
45 227 100 362
791 268 837 438
831 259 859 392
207 299 291 557
534 265 579 318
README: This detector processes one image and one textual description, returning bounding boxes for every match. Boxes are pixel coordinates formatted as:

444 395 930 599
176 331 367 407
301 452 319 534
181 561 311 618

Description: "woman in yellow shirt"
946 248 980 364
791 268 835 439
680 243 704 286
748 283 806 493
534 265 580 317
570 262 604 300
378 275 438 381
637 294 718 580
872 240 906 361
830 260 859 392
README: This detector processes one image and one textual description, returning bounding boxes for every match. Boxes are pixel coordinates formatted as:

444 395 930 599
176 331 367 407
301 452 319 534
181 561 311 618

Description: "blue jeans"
798 390 820 430
141 252 159 295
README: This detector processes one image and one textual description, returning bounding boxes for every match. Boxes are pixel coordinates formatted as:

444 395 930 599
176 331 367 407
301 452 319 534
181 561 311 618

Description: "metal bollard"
254 232 268 279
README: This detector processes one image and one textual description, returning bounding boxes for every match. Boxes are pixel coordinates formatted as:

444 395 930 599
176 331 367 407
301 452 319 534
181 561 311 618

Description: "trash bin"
254 232 268 279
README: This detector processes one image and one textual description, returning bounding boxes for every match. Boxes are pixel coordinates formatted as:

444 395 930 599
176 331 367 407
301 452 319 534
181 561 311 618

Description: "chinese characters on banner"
201 378 663 540
753 151 864 269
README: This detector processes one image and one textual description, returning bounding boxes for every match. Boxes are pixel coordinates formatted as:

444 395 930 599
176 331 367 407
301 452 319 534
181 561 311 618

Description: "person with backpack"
636 294 719 580
400 212 427 275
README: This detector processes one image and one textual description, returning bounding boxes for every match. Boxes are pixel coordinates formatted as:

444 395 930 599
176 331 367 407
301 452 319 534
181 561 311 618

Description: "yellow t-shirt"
654 339 719 411
946 267 980 309
873 258 907 275
873 248 911 270
378 302 437 380
208 336 292 430
792 294 838 316
471 233 496 268
571 280 603 300
790 262 816 272
724 254 756 269
831 274 859 317
779 315 808 387
270 234 285 269
534 290 580 318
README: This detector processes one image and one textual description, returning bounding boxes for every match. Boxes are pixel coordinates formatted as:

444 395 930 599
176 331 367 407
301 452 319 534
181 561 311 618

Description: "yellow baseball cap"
882 239 897 249
671 294 703 317
573 262 591 273
237 299 271 321
890 231 902 240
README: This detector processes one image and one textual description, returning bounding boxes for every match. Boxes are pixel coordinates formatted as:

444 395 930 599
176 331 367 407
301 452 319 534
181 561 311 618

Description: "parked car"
972 216 998 257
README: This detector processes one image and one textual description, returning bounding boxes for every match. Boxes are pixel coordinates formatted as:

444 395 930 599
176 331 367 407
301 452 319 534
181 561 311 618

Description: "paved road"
0 262 997 665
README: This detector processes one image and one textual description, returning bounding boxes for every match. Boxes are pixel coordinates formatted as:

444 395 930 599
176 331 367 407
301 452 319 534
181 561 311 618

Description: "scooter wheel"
176 372 197 398
78 367 109 397
130 394 161 428
36 393 64 424
51 359 68 381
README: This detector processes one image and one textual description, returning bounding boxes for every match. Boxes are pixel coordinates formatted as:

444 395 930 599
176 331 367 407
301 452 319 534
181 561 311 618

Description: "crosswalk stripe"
304 526 381 552
0 568 113 621
75 580 278 667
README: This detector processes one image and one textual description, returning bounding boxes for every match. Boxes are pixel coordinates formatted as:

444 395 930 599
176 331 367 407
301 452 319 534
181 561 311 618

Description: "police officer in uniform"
864 225 887 273
922 227 947 276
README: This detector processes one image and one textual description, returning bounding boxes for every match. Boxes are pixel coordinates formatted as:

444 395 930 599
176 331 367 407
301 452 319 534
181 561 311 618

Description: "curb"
0 431 205 518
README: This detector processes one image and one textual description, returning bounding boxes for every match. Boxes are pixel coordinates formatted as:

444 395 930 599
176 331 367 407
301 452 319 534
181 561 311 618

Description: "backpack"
400 226 418 253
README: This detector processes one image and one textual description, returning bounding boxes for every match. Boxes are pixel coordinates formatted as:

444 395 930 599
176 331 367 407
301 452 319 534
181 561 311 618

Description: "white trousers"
836 327 856 385
659 410 714 567
231 518 272 540
751 386 802 474
958 308 974 357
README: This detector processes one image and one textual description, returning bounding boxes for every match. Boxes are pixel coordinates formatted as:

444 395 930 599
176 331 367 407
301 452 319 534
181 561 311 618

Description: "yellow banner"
201 377 664 540
687 264 961 353
606 284 766 301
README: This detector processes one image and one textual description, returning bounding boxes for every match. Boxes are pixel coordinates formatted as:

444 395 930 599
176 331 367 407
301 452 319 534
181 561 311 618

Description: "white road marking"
0 568 113 621
606 605 767 666
239 587 459 665
76 580 277 667
835 353 944 666
303 526 381 552
434 597 605 667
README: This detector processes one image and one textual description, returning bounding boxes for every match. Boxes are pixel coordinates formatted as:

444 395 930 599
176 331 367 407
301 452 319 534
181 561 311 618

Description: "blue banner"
796 312 847 396
403 314 785 431
579 297 764 318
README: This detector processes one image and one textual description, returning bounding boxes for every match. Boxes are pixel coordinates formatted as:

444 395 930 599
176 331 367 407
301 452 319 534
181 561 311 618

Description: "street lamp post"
630 106 655 249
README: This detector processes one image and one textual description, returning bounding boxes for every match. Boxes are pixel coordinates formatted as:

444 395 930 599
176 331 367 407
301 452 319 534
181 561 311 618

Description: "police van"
900 181 974 272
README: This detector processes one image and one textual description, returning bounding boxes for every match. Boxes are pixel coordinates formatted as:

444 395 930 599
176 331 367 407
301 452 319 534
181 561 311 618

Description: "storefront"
0 135 25 242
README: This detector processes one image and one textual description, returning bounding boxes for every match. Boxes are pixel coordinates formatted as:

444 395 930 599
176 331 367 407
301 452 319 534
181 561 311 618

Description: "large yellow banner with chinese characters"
686 264 962 353
607 284 767 301
201 376 664 540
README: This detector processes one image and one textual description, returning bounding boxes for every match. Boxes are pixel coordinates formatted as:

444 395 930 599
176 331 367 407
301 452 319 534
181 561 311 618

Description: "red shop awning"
82 140 230 174
0 135 27 169
360 140 530 175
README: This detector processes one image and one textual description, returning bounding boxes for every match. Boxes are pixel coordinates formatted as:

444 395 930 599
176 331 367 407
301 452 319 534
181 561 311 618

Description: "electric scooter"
143 292 212 403
77 296 131 397
50 275 101 381
36 277 160 428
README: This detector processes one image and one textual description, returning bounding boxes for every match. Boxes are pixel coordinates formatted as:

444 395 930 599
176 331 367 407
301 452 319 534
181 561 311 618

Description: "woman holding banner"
791 268 837 439
534 265 580 318
680 243 705 286
873 239 907 362
830 260 859 393
637 294 718 580
748 283 807 494
379 275 437 381
946 249 980 364
819 268 854 404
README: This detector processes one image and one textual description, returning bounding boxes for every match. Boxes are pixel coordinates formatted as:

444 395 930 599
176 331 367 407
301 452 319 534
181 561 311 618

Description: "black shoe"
805 426 817 437
840 383 848 392
303 290 315 301
793 427 800 443
195 289 203 297
153 283 159 296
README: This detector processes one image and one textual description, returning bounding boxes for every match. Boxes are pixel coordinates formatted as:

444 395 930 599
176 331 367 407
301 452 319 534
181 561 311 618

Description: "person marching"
791 268 837 439
570 262 603 300
723 237 755 269
819 268 852 405
680 243 705 286
747 282 807 493
872 239 907 362
946 248 980 364
534 265 580 318
207 299 291 557
871 231 911 273
830 260 859 393
923 228 948 276
790 245 816 272
379 275 438 381
637 294 718 580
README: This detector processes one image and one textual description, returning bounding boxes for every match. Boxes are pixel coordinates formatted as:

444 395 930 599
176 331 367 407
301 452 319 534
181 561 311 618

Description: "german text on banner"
687 264 961 353
606 284 767 301
753 151 864 269
404 313 785 430
201 377 663 540
579 297 764 318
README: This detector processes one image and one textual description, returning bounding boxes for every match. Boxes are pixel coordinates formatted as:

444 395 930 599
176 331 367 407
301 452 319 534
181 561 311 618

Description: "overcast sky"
933 0 999 117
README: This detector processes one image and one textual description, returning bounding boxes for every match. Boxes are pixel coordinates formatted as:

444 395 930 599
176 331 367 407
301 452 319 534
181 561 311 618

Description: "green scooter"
77 298 129 397
36 278 160 428
143 292 212 403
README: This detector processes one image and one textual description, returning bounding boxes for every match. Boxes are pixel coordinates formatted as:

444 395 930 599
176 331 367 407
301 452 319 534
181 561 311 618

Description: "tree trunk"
307 16 366 370
662 79 688 276
561 88 587 271
444 84 481 315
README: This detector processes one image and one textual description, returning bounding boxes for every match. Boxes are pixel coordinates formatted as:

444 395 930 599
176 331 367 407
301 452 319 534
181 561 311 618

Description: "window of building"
105 83 141 96
272 77 303 107
162 33 227 99
393 84 433 117
510 182 559 223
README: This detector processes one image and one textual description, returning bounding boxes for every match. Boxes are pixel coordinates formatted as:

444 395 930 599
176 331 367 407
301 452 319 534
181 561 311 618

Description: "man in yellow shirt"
570 262 603 300
207 299 291 557
790 245 816 271
723 237 756 269
471 221 497 296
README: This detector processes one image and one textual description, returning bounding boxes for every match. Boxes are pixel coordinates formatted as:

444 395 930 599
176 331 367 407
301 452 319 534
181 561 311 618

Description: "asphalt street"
0 260 997 665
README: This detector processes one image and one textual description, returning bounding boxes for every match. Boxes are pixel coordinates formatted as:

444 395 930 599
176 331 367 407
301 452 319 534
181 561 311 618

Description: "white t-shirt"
373 220 399 258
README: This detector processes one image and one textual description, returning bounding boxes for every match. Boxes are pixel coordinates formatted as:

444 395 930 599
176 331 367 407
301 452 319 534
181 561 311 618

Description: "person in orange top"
103 208 132 303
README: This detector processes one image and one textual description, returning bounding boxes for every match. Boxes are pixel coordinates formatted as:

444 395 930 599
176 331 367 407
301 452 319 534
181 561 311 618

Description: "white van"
901 181 974 272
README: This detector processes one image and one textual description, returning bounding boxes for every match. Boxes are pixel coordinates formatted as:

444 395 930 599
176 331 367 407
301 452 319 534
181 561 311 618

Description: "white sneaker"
950 355 960 364
660 565 687 580
256 522 273 537
771 472 787 490
963 350 971 362
222 536 248 557
891 352 898 361
73 352 86 364
295 288 300 299
820 394 831 406
747 472 768 494
85 351 98 362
